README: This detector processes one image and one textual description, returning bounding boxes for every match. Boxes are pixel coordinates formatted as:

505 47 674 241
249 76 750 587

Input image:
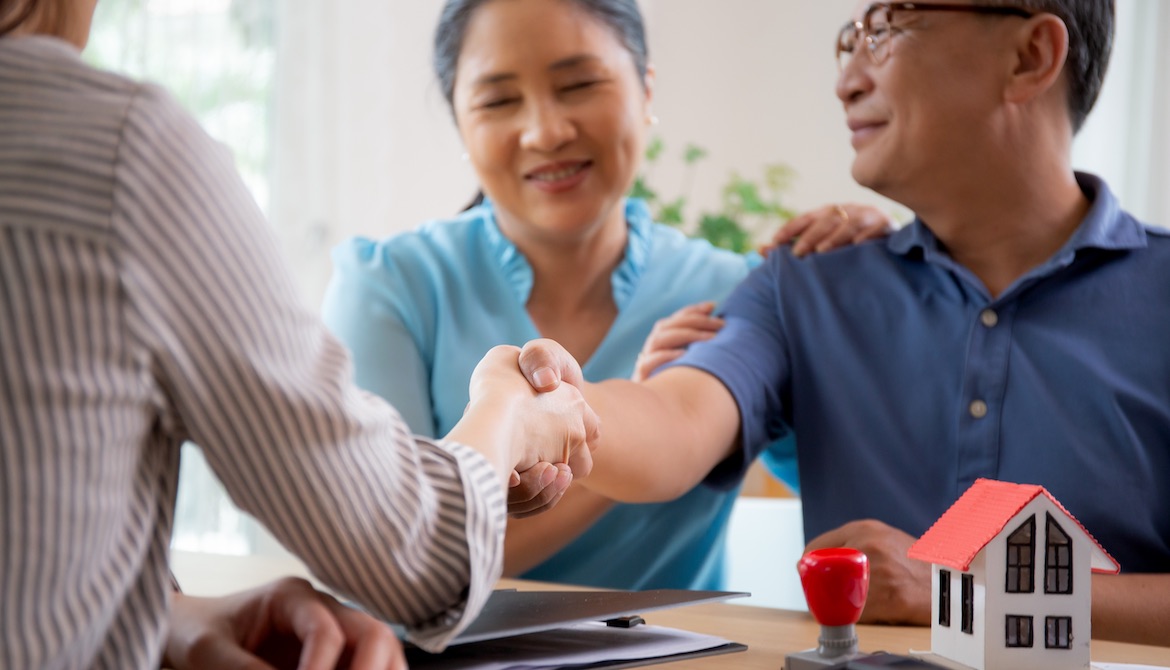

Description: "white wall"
639 0 901 226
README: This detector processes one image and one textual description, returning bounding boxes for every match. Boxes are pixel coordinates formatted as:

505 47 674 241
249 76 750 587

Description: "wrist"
446 393 525 484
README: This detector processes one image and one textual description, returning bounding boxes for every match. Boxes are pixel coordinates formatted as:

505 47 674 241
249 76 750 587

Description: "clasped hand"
467 343 599 517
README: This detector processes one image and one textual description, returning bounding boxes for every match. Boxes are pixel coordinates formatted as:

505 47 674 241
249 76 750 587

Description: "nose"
835 53 872 107
520 100 576 153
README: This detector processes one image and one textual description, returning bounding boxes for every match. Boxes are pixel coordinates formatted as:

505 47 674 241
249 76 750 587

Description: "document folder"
406 588 749 669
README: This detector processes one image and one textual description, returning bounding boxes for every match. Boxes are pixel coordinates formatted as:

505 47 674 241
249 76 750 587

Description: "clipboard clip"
604 615 646 628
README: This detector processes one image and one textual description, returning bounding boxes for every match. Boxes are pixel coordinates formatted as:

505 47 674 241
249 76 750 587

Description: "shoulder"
1127 224 1170 283
761 235 897 283
330 212 487 288
719 237 905 321
5 37 200 147
1 36 141 107
1143 225 1170 246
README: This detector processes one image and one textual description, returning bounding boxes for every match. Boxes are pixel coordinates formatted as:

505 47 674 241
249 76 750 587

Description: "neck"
522 220 626 317
5 2 90 49
931 180 1088 298
900 130 1089 298
514 214 626 365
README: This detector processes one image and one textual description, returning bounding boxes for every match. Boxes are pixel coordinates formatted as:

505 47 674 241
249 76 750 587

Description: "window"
938 569 951 627
1006 515 1035 593
87 0 279 556
960 573 975 634
1046 616 1073 649
1005 615 1034 648
1045 514 1073 594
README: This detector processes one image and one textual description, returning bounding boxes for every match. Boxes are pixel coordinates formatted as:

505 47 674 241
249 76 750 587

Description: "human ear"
641 62 656 120
1003 14 1069 106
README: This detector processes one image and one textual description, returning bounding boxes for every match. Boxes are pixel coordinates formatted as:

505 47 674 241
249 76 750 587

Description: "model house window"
1045 514 1073 594
1046 616 1073 649
938 569 951 627
960 573 974 634
1005 614 1034 647
1006 515 1035 593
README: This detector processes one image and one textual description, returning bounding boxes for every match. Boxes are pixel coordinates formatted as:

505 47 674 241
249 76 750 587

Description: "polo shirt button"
980 309 999 328
969 400 988 419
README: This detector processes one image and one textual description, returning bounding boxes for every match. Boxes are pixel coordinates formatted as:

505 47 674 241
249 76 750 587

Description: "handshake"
445 338 601 518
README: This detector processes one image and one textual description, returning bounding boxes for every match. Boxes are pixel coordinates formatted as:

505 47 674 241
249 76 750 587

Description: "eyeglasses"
836 2 1034 72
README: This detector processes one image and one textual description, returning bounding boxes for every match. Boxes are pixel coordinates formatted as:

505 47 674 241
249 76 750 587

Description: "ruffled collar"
478 198 654 310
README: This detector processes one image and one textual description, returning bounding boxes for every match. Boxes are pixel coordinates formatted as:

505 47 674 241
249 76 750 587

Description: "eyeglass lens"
836 4 895 71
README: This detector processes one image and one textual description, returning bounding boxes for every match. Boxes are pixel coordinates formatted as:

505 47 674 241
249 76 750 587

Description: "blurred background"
85 0 1170 607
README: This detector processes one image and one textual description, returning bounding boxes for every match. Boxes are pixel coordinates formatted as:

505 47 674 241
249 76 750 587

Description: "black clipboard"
406 588 750 668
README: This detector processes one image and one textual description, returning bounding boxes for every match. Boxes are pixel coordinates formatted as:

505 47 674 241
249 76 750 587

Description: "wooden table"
494 579 1170 668
173 551 1170 667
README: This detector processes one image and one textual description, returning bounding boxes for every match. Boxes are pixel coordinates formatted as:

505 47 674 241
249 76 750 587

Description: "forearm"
578 368 742 502
504 486 615 575
1091 573 1170 645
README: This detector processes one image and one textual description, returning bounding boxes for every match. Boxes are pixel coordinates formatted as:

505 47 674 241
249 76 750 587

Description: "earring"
647 114 659 126
461 152 470 162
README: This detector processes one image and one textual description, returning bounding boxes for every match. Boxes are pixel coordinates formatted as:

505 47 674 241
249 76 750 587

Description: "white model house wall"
929 497 1093 670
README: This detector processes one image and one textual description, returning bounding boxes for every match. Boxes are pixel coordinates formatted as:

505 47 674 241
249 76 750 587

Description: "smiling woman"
447 0 651 263
319 0 815 594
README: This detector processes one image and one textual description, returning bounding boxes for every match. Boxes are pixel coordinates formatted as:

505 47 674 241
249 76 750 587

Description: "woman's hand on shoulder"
632 302 724 382
762 203 895 257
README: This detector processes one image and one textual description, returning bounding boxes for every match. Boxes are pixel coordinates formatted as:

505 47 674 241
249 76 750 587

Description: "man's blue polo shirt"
676 173 1170 573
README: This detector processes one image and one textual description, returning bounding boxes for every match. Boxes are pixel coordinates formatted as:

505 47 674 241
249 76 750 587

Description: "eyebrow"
471 54 603 86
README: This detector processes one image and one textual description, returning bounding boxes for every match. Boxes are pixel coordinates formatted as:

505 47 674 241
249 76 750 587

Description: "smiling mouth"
849 122 886 147
526 161 590 182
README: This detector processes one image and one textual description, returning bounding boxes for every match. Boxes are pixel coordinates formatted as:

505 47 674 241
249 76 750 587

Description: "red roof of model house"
907 478 1120 574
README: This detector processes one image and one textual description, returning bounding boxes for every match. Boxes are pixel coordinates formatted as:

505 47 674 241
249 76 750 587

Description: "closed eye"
561 80 601 93
479 97 520 109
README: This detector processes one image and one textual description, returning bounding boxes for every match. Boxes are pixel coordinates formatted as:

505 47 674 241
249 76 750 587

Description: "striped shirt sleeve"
110 84 505 650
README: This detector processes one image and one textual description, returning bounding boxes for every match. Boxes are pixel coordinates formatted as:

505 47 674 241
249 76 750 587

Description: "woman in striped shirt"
0 1 598 668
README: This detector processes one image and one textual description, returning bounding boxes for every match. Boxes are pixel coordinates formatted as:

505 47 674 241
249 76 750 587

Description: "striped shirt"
0 35 505 669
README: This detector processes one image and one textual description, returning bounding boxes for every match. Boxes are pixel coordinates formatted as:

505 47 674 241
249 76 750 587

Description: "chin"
850 160 882 193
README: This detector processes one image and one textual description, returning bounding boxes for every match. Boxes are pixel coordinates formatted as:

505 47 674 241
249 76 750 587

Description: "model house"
907 479 1119 670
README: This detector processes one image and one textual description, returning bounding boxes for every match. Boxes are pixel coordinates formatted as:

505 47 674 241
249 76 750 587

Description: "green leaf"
764 164 796 192
645 136 665 162
725 177 768 215
683 144 708 165
699 214 752 253
629 176 657 203
659 197 686 226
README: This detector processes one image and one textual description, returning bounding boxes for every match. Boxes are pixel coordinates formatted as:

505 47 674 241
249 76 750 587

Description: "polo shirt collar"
885 173 1145 302
888 172 1145 260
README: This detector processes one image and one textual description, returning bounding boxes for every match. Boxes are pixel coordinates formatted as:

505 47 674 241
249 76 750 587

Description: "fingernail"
533 367 557 388
540 465 557 486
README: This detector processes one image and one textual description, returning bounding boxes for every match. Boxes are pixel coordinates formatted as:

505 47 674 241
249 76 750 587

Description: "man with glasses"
518 0 1169 644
